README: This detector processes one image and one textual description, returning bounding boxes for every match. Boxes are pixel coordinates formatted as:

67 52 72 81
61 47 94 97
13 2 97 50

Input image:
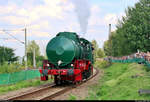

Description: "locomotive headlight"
71 64 73 66
58 60 62 66
47 64 49 67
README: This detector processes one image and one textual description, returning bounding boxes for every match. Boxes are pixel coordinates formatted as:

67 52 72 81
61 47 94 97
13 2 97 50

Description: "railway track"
7 68 99 100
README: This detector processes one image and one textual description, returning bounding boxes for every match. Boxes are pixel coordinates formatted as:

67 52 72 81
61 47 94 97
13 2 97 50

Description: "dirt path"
53 69 104 100
0 83 53 100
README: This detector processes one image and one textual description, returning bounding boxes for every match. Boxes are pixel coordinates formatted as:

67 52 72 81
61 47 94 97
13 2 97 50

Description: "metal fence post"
8 73 10 85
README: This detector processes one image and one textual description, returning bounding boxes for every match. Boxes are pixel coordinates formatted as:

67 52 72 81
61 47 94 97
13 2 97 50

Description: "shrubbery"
104 0 150 56
94 60 111 69
0 62 25 74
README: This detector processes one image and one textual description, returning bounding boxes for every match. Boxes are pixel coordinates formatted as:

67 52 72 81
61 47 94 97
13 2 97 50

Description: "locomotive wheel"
45 76 48 80
82 71 86 80
54 75 62 85
85 65 92 79
88 65 92 77
82 70 89 80
85 71 89 79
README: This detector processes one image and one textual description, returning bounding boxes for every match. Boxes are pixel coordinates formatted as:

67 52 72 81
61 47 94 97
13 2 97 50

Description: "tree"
103 32 113 56
104 0 150 56
0 46 18 64
27 40 41 66
27 40 40 56
125 0 150 53
97 48 105 58
36 55 45 67
91 40 98 60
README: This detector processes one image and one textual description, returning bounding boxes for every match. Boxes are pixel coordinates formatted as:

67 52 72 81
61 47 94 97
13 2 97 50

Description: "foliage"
97 48 105 58
36 60 43 68
0 46 18 64
87 63 150 100
36 56 45 64
94 60 111 69
68 94 77 100
103 0 150 56
91 40 99 61
27 40 40 56
0 62 24 74
92 40 105 60
26 40 45 67
103 36 112 56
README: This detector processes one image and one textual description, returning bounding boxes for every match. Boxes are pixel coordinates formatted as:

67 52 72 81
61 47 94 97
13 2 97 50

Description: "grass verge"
87 62 150 100
0 77 53 95
68 94 77 100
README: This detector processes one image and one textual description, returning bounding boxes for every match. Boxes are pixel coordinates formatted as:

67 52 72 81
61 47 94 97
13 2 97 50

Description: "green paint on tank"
46 32 94 67
56 47 64 55
46 35 79 66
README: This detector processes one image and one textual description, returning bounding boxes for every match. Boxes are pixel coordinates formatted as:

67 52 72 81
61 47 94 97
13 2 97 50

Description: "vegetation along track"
7 68 99 100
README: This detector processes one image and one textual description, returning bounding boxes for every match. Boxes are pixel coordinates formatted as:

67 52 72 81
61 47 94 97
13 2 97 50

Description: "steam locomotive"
39 32 94 85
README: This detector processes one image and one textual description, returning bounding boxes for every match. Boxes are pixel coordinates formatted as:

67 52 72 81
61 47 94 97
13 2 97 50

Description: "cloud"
28 31 50 37
25 0 72 21
89 4 126 30
89 5 102 26
0 0 75 38
0 0 74 25
0 0 139 56
104 12 125 25
91 5 101 13
0 3 17 14
90 12 125 31
29 21 50 30
121 0 139 7
104 14 118 25
0 16 28 25
64 22 80 33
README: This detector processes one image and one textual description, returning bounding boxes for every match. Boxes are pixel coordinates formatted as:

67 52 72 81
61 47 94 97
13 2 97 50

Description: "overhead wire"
2 30 25 44
0 28 51 57
0 38 9 40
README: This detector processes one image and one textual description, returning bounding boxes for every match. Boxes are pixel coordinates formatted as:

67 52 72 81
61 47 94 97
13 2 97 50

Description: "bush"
94 60 111 69
0 62 25 74
37 61 42 68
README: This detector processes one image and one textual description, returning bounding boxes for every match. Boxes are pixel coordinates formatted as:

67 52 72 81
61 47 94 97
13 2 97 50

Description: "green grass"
0 77 53 95
87 62 150 100
68 94 77 100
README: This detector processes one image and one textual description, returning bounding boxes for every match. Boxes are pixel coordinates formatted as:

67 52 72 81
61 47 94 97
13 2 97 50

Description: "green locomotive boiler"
39 32 94 85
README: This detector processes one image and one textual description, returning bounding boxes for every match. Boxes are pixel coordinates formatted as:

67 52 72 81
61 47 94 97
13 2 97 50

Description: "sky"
0 0 139 57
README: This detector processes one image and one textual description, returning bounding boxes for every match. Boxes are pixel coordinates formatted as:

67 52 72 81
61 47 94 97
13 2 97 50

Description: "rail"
7 68 99 100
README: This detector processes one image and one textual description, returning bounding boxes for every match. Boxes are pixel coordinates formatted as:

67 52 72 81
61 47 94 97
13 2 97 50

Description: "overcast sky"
0 0 139 57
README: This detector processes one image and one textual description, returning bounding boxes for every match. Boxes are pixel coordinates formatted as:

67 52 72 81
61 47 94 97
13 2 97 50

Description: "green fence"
110 58 150 68
0 69 41 85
